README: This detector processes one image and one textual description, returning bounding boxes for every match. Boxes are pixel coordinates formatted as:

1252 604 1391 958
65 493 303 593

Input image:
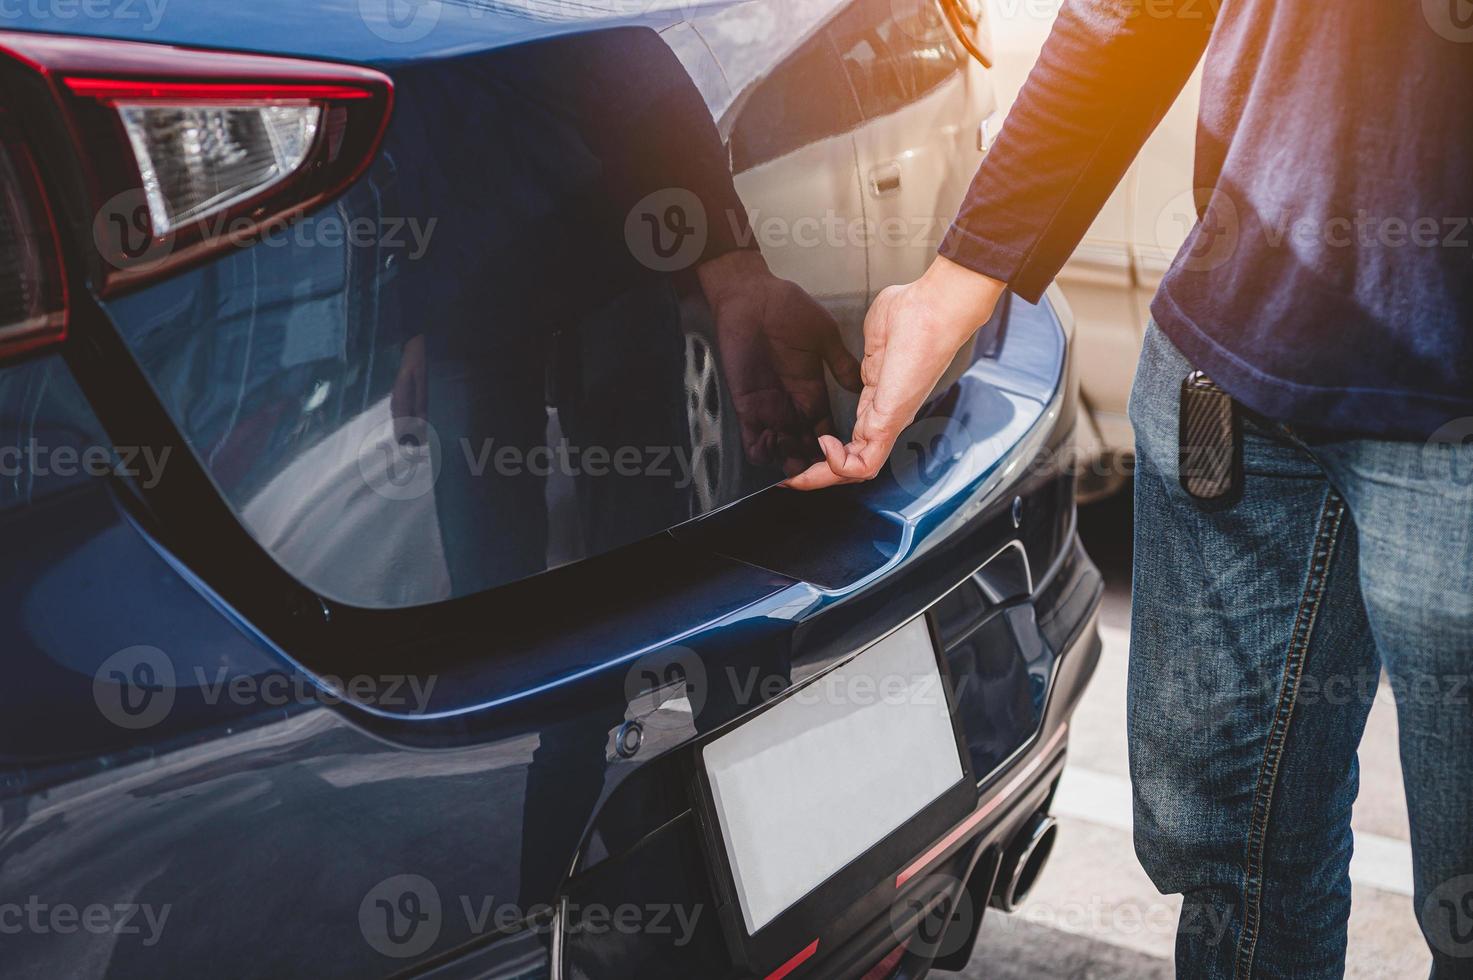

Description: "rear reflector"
0 115 67 359
764 938 820 980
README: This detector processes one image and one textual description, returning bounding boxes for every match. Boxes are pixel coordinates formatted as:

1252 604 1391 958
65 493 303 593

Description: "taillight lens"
0 31 393 296
0 116 67 359
116 101 322 234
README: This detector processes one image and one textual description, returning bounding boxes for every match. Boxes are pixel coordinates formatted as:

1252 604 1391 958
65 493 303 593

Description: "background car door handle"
978 112 999 154
870 162 903 197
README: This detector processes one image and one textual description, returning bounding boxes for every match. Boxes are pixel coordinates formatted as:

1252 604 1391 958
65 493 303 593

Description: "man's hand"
698 250 863 477
784 256 1006 491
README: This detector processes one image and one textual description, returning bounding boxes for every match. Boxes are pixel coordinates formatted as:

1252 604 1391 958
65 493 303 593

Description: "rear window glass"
104 29 792 609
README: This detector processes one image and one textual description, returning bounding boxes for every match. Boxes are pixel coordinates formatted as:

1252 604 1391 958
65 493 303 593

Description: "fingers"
782 460 846 491
781 420 903 490
782 435 859 490
782 269 990 492
834 426 901 482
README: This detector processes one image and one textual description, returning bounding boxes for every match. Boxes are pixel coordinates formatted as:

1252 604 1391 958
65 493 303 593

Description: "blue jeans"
1128 323 1473 978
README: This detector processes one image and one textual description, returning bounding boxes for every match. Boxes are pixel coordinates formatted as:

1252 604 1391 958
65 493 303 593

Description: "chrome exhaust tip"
990 814 1058 913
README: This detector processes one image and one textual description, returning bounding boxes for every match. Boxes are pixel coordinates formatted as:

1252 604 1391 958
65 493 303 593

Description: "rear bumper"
0 282 1095 980
552 521 1103 980
470 290 1101 980
808 566 1101 980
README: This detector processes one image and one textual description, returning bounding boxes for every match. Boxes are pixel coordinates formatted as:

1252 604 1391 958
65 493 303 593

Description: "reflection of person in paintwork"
696 248 861 473
382 25 837 917
387 26 858 597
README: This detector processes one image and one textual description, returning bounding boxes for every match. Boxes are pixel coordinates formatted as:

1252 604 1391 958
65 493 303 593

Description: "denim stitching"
1232 488 1347 979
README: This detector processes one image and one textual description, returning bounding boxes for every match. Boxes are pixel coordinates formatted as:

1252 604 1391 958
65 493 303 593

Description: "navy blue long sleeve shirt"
941 0 1472 438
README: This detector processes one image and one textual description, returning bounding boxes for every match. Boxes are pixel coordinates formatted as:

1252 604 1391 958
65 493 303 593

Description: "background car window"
830 0 963 120
729 27 862 173
834 30 905 120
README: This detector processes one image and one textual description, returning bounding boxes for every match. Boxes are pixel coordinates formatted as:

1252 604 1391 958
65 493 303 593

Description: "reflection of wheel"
684 331 725 513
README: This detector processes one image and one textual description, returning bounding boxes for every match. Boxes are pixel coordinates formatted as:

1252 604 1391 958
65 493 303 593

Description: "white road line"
1053 766 1416 897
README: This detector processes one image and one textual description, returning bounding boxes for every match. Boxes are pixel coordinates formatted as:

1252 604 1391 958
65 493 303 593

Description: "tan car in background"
985 0 1202 501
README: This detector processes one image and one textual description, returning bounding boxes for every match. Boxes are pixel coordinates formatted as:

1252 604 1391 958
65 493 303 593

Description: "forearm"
943 0 1213 301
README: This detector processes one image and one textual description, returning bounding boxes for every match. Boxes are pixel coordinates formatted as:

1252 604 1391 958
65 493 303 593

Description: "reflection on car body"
0 1 1101 978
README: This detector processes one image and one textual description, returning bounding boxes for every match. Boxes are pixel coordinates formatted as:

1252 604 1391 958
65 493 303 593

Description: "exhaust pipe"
990 814 1058 913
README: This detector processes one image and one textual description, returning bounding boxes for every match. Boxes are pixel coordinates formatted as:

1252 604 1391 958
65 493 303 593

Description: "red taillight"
61 78 379 102
0 30 393 301
0 113 67 360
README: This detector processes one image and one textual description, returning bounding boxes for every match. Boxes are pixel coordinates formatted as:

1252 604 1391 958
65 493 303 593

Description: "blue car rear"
0 3 1101 977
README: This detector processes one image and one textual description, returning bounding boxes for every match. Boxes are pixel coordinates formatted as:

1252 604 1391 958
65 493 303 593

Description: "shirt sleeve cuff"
938 223 1049 305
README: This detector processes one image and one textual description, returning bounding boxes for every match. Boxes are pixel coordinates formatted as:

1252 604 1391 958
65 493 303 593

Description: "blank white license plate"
702 617 964 935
